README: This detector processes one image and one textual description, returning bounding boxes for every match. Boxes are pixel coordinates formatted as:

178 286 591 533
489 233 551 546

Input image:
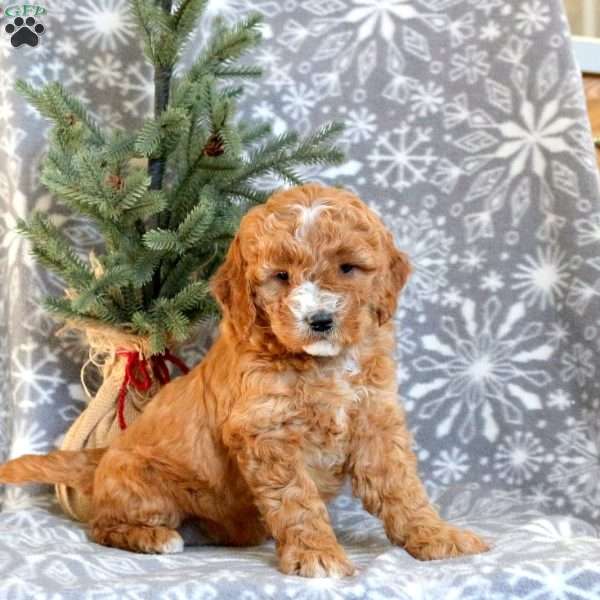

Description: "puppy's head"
211 184 411 356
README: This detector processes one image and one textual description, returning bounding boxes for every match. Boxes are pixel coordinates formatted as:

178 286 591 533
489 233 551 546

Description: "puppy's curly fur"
0 184 488 577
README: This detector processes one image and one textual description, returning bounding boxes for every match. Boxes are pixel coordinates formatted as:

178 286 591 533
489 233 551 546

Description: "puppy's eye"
275 271 289 282
340 264 356 274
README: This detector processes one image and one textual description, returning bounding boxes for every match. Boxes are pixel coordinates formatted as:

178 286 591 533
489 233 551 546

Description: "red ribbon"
115 349 190 431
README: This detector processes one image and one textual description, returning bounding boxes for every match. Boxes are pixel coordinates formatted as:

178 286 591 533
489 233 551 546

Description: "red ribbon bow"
115 349 190 431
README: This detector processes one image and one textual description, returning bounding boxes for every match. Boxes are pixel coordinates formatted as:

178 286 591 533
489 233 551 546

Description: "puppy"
0 184 488 577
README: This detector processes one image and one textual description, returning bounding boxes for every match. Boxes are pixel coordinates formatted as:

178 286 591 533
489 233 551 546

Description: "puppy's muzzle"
308 311 334 333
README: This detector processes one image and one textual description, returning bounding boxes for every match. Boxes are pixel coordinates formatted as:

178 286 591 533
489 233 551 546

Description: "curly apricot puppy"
0 184 488 577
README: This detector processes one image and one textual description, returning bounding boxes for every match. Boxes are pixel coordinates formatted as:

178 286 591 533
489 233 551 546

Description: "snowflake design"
459 248 487 272
496 98 573 178
480 20 501 41
560 343 595 387
410 298 553 443
494 431 545 486
512 246 571 310
450 45 490 84
515 0 551 36
566 278 600 316
410 81 444 117
55 38 79 59
343 107 377 143
119 62 154 117
281 82 317 121
11 345 65 414
342 0 418 42
574 214 600 247
388 208 453 309
550 417 600 517
8 421 49 457
88 55 124 90
548 389 572 411
507 560 600 599
368 123 436 191
520 518 598 546
72 0 136 52
431 447 469 484
480 270 504 292
441 286 464 308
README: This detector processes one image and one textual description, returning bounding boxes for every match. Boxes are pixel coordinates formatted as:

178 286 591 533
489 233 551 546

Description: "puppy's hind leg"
89 449 186 554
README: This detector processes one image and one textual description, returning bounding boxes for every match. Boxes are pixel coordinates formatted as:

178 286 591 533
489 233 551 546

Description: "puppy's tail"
0 448 107 494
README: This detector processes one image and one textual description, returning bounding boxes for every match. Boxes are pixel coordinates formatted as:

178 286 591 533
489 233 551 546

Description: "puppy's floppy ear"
375 235 411 326
211 235 256 337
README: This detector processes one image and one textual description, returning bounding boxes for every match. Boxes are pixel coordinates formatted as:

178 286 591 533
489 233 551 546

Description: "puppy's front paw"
279 543 357 578
404 525 489 561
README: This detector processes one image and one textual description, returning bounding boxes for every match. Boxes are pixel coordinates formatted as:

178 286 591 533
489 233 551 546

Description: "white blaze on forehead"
288 281 343 322
294 202 328 239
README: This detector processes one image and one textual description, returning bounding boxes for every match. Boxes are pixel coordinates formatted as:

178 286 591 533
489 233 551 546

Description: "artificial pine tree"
18 1 344 355
16 0 344 522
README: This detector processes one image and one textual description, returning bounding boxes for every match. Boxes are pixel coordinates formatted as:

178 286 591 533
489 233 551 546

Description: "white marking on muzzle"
288 281 343 324
287 281 344 357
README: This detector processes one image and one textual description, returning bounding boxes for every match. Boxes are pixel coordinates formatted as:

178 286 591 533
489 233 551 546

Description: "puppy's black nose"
309 312 334 333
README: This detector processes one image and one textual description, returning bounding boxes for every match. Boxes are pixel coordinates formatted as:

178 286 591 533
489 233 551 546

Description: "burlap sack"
56 322 161 522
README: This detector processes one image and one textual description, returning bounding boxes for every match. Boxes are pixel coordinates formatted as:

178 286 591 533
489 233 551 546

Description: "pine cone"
105 174 125 191
202 134 225 157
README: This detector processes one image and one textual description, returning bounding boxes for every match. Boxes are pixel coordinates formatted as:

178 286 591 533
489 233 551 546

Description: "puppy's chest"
297 356 365 495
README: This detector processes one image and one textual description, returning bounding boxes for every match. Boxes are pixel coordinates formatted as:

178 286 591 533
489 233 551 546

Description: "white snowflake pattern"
447 13 475 48
550 417 600 517
88 55 124 90
575 214 600 247
281 83 317 121
548 389 572 411
494 431 545 486
480 20 501 41
441 286 464 308
368 123 436 191
515 0 551 36
480 270 504 292
72 0 136 52
512 246 571 310
459 248 487 272
496 98 574 178
11 344 65 414
410 81 444 117
507 560 600 599
566 278 600 316
388 207 453 309
560 343 595 387
343 0 418 42
7 422 49 465
410 298 553 443
119 62 154 117
450 45 490 84
431 447 469 484
343 107 377 143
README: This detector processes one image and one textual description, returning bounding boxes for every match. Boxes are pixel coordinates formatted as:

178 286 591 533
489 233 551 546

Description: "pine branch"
173 0 208 41
16 80 104 144
187 13 263 82
18 215 94 289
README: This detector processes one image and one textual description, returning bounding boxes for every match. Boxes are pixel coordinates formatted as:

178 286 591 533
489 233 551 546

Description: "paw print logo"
5 16 45 48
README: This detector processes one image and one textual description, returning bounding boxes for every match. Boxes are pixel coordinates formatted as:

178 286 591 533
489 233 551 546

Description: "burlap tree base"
56 322 187 521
